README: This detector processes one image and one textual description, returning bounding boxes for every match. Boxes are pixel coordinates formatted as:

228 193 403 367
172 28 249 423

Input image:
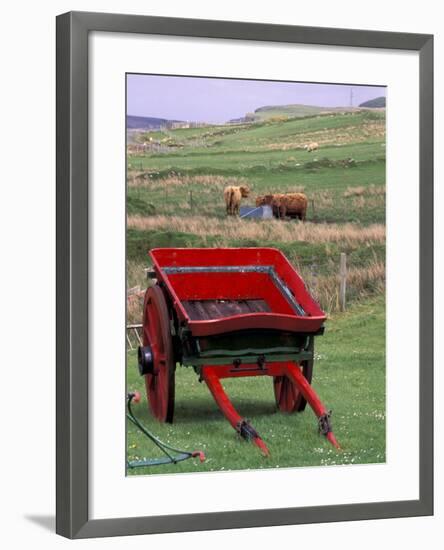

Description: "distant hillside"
230 104 358 123
126 115 183 129
359 97 386 108
254 104 333 119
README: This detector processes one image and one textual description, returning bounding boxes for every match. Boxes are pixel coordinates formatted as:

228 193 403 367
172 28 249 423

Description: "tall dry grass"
127 215 385 246
128 173 250 189
300 261 385 313
127 293 144 325
127 260 148 289
343 185 386 197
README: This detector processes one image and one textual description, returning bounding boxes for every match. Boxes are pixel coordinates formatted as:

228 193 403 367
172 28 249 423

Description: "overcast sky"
127 74 386 124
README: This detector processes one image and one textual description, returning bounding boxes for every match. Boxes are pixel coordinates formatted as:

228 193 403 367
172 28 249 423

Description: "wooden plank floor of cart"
182 299 271 321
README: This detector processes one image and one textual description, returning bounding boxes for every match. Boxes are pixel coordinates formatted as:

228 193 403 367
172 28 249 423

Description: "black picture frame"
56 11 434 539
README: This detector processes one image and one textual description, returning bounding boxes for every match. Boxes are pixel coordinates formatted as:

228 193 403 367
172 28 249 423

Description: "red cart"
137 247 339 455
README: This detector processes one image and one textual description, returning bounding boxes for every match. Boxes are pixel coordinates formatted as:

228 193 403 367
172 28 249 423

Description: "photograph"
125 74 387 475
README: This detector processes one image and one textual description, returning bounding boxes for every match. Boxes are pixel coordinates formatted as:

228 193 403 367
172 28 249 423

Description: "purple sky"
127 74 386 123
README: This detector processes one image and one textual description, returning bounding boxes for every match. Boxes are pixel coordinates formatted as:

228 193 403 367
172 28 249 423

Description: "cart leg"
202 366 270 457
284 362 340 449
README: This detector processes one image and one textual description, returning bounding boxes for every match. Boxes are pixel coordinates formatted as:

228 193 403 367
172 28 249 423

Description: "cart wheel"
273 360 313 413
142 285 175 422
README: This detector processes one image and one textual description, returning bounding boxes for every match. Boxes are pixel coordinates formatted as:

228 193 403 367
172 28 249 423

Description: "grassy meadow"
126 105 386 474
127 296 385 474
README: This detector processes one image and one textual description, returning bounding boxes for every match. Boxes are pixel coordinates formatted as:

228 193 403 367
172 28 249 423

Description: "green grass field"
126 106 386 474
127 296 385 475
127 110 386 280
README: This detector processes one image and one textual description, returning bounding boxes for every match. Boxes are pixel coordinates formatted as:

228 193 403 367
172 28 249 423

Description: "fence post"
310 256 318 300
339 253 347 311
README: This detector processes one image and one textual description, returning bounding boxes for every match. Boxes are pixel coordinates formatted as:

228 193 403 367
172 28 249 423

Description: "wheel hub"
138 345 154 376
